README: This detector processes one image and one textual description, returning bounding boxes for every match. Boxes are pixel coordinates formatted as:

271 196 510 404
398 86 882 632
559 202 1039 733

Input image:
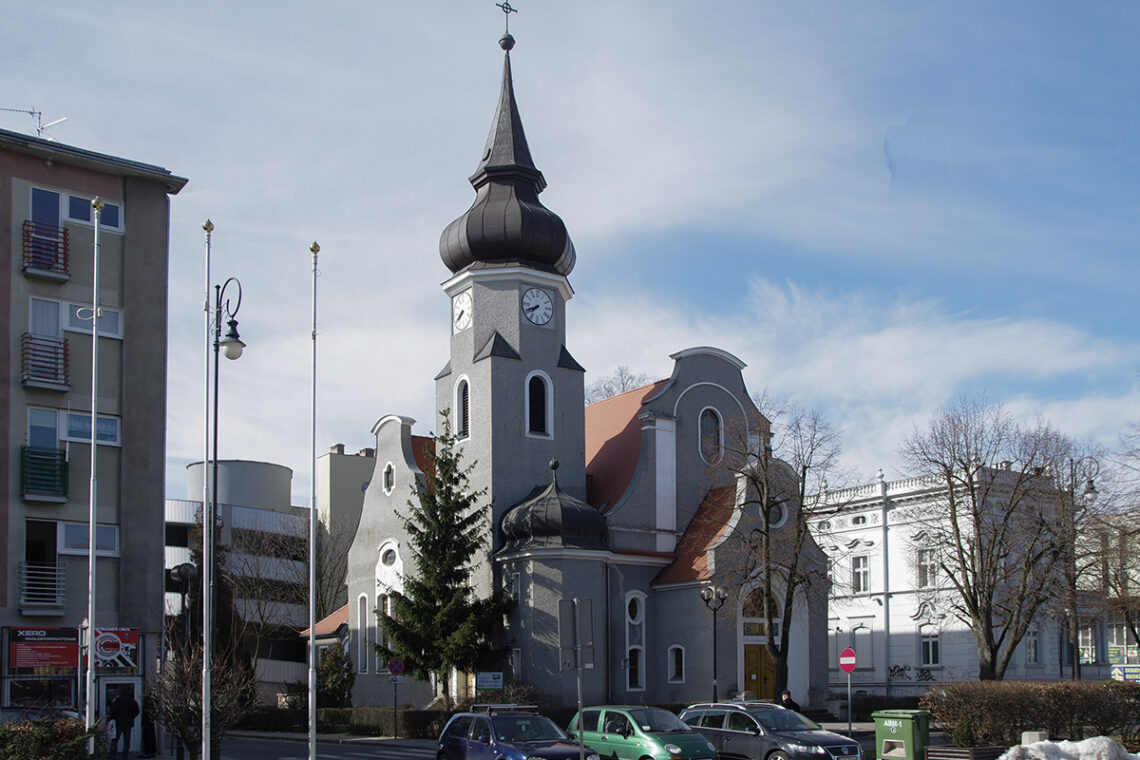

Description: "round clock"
521 287 553 325
452 291 472 332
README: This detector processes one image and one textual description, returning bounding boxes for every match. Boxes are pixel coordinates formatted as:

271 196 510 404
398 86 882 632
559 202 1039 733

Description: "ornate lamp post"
701 585 728 701
201 220 246 760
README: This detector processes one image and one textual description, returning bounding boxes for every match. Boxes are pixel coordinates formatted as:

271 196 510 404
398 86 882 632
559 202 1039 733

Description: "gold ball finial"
310 241 320 254
203 219 214 232
91 196 104 211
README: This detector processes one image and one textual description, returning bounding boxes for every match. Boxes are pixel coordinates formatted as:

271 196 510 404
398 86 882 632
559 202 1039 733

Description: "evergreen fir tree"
375 418 512 708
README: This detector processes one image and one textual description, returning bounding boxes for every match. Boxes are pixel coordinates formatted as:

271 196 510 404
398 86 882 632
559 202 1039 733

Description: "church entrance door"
743 644 776 700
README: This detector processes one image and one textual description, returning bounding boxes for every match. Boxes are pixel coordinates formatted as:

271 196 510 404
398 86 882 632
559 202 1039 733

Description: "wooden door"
743 644 777 700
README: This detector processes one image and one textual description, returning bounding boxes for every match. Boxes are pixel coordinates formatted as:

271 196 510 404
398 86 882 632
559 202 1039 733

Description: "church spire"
439 31 576 276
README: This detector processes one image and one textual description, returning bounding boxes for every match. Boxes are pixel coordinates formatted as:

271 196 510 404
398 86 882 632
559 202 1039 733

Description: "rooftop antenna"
0 107 68 140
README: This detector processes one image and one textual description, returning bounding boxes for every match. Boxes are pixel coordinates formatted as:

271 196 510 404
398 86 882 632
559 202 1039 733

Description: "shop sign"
8 627 79 670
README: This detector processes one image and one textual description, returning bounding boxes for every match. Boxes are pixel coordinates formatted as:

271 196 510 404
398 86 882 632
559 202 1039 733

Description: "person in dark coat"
779 689 801 712
110 690 140 760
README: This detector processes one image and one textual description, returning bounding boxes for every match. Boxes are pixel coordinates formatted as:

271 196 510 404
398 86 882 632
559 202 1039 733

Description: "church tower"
435 32 587 551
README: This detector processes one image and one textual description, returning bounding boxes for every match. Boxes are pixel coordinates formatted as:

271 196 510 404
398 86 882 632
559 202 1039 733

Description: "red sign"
82 629 139 669
839 647 857 674
8 627 79 670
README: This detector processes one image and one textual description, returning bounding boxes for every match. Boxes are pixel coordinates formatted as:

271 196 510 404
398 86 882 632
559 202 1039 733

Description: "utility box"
873 709 932 760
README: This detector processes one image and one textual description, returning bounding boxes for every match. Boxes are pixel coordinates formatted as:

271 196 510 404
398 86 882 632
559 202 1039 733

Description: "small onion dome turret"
439 33 576 276
499 460 606 552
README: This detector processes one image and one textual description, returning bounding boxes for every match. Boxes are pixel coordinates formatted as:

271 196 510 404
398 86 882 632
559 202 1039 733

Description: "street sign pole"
839 647 857 737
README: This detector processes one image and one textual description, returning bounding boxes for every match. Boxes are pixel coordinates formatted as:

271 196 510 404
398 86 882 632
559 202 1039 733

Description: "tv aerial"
0 107 69 140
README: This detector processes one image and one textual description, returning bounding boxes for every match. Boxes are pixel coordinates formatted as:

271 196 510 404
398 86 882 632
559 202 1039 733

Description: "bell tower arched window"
456 378 470 439
526 371 552 437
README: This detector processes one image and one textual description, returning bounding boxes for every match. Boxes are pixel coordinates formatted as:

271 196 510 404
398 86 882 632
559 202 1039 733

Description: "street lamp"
700 585 728 701
1063 456 1099 681
201 219 246 760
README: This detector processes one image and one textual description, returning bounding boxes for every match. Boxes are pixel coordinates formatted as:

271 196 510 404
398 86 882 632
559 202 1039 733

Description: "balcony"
20 446 68 501
22 220 70 280
21 333 70 390
19 562 66 615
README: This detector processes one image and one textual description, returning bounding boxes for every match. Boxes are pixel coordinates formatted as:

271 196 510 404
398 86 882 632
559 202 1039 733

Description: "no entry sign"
839 647 857 674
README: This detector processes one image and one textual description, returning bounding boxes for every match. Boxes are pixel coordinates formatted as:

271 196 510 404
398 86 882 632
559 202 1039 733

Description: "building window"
627 647 643 690
511 648 522 679
917 549 937 589
383 463 394 494
58 522 118 556
699 408 722 463
65 194 123 231
1025 626 1039 665
61 412 121 446
1079 620 1099 664
28 408 59 449
852 515 867 525
66 302 122 338
920 625 940 666
510 572 521 603
456 379 470 438
376 594 388 672
668 645 685 683
357 595 369 674
852 555 870 594
526 372 552 437
627 595 643 625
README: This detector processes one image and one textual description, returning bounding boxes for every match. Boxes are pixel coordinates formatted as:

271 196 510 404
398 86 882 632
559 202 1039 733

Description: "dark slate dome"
499 464 607 552
439 39 576 276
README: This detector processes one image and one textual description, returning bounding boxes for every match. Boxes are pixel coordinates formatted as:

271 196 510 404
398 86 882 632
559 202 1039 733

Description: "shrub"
920 680 1140 748
0 716 108 760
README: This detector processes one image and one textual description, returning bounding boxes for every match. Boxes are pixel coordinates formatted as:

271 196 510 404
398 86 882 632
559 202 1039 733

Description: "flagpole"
308 241 320 760
85 197 103 750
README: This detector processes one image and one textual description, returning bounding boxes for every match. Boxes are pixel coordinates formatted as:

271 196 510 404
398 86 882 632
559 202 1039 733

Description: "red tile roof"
652 485 735 586
584 380 669 510
412 435 435 477
300 603 348 637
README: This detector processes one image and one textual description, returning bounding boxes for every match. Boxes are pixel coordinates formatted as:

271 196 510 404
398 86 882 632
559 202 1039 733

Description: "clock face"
521 287 553 325
452 291 472 332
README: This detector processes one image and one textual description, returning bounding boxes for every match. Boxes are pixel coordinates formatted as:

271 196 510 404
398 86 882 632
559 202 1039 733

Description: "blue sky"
6 2 1138 502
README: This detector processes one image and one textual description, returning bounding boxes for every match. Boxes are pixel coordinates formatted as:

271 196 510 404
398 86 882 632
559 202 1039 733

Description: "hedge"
0 716 108 760
920 680 1140 750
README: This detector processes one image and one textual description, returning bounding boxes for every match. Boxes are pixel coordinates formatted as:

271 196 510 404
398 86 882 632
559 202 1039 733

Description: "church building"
341 30 829 710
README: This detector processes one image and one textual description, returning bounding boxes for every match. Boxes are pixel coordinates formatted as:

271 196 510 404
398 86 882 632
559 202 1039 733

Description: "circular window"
381 548 397 567
627 597 640 623
765 501 787 529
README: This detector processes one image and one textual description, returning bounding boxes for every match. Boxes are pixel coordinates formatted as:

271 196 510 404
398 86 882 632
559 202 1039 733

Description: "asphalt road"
217 736 436 760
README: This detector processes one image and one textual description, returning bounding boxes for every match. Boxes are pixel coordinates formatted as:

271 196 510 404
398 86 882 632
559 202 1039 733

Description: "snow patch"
999 737 1139 760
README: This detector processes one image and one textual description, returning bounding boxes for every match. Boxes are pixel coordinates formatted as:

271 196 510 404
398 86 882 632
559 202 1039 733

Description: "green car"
569 705 718 760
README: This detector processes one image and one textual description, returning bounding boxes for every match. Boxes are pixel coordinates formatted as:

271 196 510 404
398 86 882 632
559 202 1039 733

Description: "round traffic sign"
839 647 857 674
387 657 405 676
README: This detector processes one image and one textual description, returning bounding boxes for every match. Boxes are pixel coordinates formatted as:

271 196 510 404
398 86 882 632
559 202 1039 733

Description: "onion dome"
440 34 576 276
499 461 607 552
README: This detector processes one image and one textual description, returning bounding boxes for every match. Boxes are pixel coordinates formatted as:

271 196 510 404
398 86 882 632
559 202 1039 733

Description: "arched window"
700 407 722 463
668 645 685 683
456 378 470 439
526 372 552 437
625 592 646 691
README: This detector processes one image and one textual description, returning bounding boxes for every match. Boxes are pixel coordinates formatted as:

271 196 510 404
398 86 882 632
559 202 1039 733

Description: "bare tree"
718 397 848 695
584 365 649 404
899 397 1070 680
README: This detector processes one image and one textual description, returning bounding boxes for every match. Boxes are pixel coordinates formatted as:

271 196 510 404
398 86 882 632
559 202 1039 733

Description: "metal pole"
712 607 718 702
201 220 214 760
574 598 585 760
846 672 852 737
85 197 103 749
308 242 320 760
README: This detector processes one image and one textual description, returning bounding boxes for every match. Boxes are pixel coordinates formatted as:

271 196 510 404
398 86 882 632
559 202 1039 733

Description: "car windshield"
628 708 692 733
752 709 821 732
495 715 567 742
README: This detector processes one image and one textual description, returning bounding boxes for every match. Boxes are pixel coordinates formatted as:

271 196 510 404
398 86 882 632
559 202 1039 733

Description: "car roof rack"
687 701 778 711
473 703 539 714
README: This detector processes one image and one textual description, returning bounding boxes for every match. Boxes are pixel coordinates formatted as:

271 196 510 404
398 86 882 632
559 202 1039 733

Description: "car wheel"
768 752 791 760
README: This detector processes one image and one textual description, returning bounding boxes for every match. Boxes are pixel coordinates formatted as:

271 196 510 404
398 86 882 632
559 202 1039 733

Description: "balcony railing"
22 220 70 276
21 333 69 388
19 562 66 610
20 446 68 498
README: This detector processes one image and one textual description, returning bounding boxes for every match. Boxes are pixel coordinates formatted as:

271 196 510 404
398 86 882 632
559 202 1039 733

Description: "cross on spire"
496 1 517 34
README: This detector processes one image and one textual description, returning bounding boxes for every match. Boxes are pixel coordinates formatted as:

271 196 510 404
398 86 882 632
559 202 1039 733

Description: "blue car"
438 705 601 760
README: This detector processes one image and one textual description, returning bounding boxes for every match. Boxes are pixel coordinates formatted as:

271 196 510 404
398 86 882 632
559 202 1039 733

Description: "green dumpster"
872 709 932 760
